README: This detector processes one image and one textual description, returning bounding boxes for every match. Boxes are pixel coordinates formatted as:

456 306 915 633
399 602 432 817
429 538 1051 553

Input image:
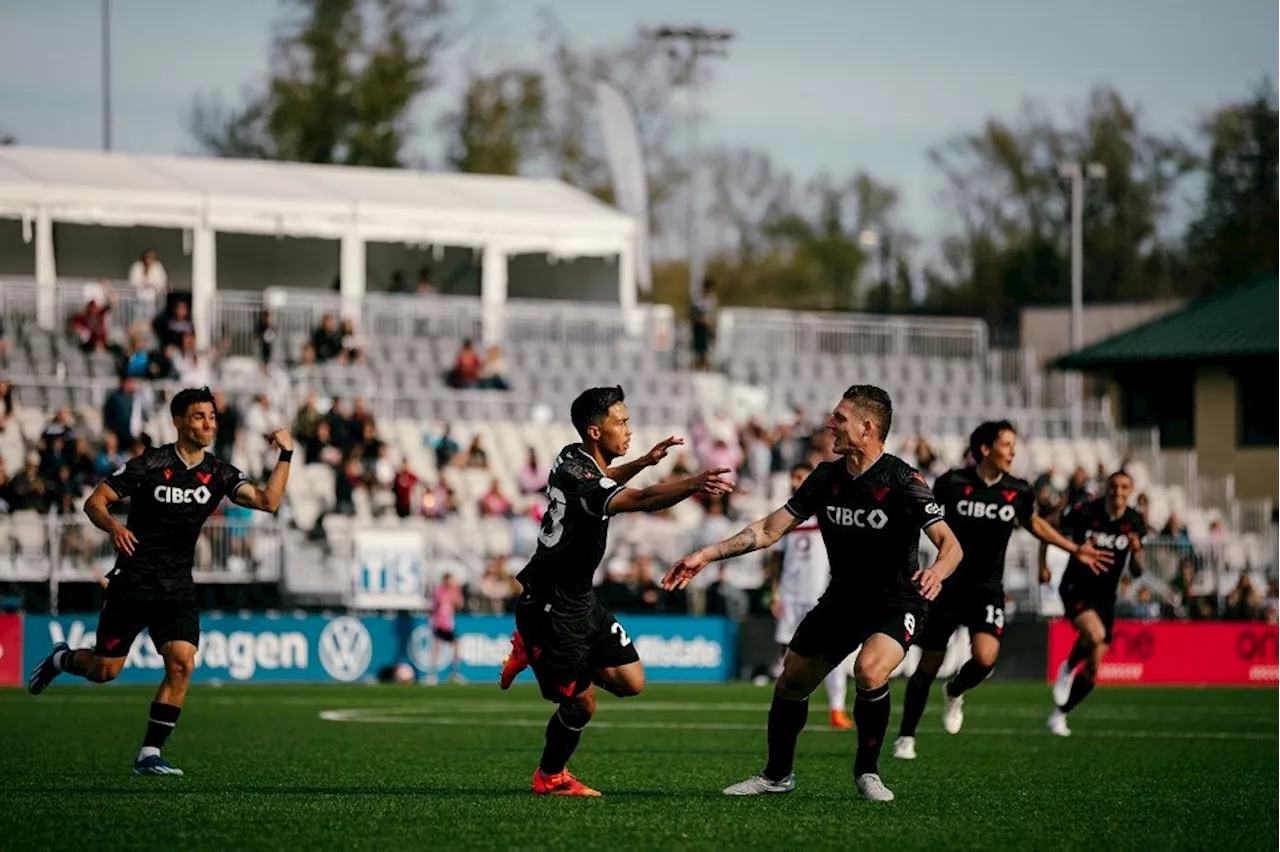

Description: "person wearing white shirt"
128 248 169 314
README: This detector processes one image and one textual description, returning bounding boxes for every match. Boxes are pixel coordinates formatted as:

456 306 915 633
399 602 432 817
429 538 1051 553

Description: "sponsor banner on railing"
0 614 22 687
1047 619 1278 686
352 529 429 610
22 613 736 685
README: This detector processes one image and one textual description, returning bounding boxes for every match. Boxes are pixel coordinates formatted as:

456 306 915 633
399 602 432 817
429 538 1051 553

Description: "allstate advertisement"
20 613 737 686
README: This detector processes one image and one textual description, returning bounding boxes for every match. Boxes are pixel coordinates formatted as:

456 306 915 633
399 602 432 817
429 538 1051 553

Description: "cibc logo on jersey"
957 500 1017 522
154 485 212 505
1086 530 1132 550
826 506 889 529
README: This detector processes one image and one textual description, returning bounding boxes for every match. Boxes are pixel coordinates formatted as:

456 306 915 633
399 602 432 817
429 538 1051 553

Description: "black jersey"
784 453 945 607
1059 498 1148 598
517 444 627 612
103 445 250 593
932 467 1035 589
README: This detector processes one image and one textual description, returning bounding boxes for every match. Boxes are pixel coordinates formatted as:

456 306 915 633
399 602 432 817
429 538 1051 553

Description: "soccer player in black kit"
664 385 964 802
26 387 293 776
1043 470 1147 737
497 386 732 797
894 420 1112 759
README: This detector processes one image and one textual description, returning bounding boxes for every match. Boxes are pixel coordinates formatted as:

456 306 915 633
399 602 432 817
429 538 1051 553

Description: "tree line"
189 0 1277 336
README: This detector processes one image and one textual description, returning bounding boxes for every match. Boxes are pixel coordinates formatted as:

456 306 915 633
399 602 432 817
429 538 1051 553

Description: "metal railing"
0 277 39 326
56 280 161 332
214 288 345 360
716 308 989 361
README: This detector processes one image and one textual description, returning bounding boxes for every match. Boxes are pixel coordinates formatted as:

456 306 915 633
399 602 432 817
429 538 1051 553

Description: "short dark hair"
791 461 813 476
571 386 626 439
842 385 893 440
1108 469 1133 487
170 386 215 419
969 420 1016 461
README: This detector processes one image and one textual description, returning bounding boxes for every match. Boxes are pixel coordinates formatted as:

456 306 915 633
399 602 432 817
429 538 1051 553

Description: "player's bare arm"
608 467 732 515
84 482 138 556
231 429 294 513
662 506 802 591
606 435 684 485
1029 514 1111 575
1127 532 1146 577
911 520 963 601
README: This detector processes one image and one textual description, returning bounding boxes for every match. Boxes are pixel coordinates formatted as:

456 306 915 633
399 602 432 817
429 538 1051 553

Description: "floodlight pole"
1058 161 1106 438
102 0 112 151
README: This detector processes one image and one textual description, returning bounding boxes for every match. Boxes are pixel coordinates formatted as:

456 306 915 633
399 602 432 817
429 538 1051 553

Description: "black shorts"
916 582 1006 651
431 626 456 643
788 592 926 666
94 586 200 657
515 594 641 703
1059 582 1116 643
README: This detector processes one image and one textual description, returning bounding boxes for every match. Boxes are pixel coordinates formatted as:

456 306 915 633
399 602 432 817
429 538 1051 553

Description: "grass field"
1 680 1275 851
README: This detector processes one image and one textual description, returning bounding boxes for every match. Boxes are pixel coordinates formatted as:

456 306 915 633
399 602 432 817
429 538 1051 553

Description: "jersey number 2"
611 621 632 647
538 486 567 547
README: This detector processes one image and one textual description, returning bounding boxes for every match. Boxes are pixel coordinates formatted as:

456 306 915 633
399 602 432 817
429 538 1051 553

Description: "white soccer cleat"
1047 710 1072 737
855 772 895 802
941 687 965 735
892 736 917 760
1052 661 1076 707
722 772 795 796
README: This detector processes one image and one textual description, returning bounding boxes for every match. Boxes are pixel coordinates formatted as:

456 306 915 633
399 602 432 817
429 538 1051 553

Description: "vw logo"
408 624 454 673
318 616 373 682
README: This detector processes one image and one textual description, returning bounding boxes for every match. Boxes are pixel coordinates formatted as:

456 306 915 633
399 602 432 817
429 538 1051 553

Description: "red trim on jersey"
791 523 820 533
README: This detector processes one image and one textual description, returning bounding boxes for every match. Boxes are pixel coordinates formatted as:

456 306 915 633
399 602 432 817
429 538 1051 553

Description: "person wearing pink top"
426 574 466 685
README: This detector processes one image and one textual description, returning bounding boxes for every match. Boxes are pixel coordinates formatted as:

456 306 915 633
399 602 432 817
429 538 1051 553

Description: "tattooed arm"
662 506 804 591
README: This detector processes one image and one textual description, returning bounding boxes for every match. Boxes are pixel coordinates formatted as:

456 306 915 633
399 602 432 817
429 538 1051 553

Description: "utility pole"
1058 161 1106 438
102 0 112 151
644 25 734 302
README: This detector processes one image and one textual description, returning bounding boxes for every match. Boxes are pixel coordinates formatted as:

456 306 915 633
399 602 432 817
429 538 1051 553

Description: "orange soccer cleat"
532 767 602 797
499 630 529 690
830 709 854 729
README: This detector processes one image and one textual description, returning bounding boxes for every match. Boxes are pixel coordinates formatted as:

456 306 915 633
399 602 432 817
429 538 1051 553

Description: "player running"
664 385 963 802
1043 470 1147 736
894 420 1112 759
27 387 292 776
768 462 855 729
497 386 732 797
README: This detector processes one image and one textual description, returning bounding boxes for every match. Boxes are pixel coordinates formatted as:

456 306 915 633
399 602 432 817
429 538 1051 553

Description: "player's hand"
912 565 946 601
644 435 683 466
266 428 294 453
769 596 782 619
1076 541 1114 576
1125 532 1143 553
1038 564 1052 585
695 467 734 496
663 552 709 591
109 521 138 556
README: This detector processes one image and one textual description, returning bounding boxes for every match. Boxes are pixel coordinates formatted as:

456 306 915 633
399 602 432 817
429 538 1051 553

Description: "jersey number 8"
538 486 568 547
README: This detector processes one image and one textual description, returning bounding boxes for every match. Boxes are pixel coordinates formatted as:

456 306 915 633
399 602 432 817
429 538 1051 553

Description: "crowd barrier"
5 612 736 686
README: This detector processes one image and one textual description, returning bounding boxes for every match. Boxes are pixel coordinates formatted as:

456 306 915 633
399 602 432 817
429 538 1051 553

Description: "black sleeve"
931 472 956 515
220 462 252 501
1015 481 1036 528
1058 501 1086 541
561 460 626 518
903 467 945 531
1132 512 1149 541
104 454 147 499
784 467 826 521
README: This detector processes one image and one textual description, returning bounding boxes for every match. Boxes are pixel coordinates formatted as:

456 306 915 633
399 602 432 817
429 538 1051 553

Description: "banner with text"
22 613 736 686
1048 619 1278 686
351 529 429 610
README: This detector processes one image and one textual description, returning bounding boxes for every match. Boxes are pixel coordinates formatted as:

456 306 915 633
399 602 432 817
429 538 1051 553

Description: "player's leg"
896 606 957 755
940 594 1004 735
134 601 200 776
1052 586 1093 704
1049 608 1108 736
28 595 141 693
533 684 602 797
822 658 852 728
851 629 909 802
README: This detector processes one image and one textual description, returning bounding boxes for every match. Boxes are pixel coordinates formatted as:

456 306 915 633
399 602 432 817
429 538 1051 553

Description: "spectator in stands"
1224 574 1262 621
358 420 384 466
416 265 434 294
305 420 343 467
476 554 519 614
1132 586 1163 620
212 391 240 462
120 334 151 379
1161 513 1193 550
310 313 345 363
389 270 410 295
448 339 483 389
702 437 743 485
913 436 941 480
690 275 717 371
340 318 365 363
93 431 125 482
242 394 278 477
478 478 514 519
458 435 489 470
516 448 547 495
326 399 357 452
334 456 364 516
72 291 114 354
431 425 460 469
101 376 142 445
292 393 323 448
392 459 419 518
7 452 48 512
769 421 804 474
740 419 773 494
67 436 95 486
0 315 8 363
173 331 214 387
1170 558 1205 617
479 345 510 390
421 478 457 519
0 455 11 513
153 299 194 351
38 409 75 480
255 309 277 366
1065 465 1092 507
1263 581 1279 624
0 375 14 435
128 247 168 313
705 565 748 620
1033 466 1060 516
351 396 375 436
1136 491 1151 527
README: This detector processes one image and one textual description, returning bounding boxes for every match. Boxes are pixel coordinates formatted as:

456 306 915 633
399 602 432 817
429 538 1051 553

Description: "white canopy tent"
0 146 637 345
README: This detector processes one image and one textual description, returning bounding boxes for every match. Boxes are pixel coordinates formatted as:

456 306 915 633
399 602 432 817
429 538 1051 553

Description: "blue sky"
1 0 1275 252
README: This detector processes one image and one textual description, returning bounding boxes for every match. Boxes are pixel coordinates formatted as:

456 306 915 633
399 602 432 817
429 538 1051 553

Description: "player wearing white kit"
769 462 855 728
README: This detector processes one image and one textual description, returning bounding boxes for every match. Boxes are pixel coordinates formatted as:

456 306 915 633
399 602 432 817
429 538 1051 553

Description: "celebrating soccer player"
27 387 292 776
767 462 856 729
1043 470 1147 736
497 386 732 797
894 420 1112 759
664 385 963 802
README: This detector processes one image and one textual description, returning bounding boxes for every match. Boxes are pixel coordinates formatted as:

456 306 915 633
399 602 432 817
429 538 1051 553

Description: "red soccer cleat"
829 709 854 729
499 630 529 690
532 767 601 797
